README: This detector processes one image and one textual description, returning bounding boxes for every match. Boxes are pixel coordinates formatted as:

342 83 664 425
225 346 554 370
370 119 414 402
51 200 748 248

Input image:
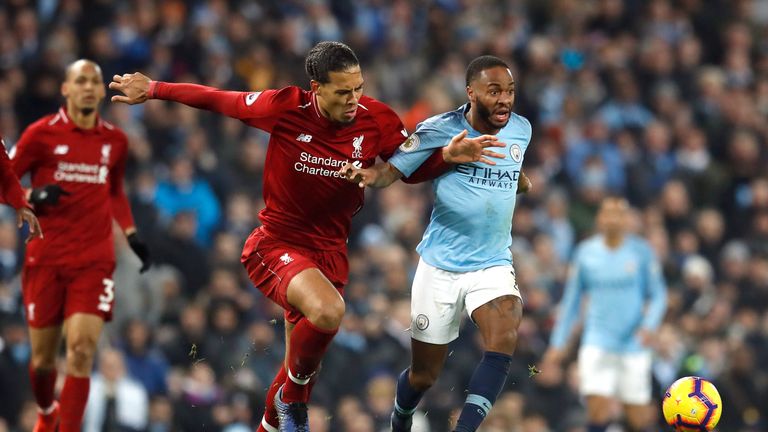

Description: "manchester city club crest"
415 314 429 330
510 144 522 162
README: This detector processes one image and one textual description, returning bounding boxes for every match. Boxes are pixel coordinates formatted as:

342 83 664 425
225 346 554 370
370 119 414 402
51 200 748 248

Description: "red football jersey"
0 138 28 209
12 108 135 266
151 83 410 250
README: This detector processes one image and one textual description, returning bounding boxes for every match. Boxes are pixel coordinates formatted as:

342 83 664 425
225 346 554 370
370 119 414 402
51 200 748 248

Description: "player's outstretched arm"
340 162 404 188
442 129 506 165
110 73 253 121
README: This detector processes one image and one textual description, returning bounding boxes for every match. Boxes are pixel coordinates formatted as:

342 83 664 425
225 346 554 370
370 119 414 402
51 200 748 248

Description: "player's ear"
61 82 69 98
310 80 320 93
466 85 475 102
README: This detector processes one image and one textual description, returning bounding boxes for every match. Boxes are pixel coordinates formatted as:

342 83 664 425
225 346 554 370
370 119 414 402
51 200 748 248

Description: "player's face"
598 198 629 235
313 66 364 124
62 61 105 113
468 66 515 131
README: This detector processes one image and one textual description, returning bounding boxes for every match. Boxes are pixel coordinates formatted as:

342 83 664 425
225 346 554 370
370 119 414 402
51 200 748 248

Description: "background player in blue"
341 55 530 432
543 197 668 432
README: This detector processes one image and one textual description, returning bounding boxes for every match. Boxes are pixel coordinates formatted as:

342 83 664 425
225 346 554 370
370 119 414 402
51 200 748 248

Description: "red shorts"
22 262 117 328
241 227 348 324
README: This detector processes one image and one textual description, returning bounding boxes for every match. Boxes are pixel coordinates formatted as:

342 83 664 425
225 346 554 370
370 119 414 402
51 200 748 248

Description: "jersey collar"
57 107 106 133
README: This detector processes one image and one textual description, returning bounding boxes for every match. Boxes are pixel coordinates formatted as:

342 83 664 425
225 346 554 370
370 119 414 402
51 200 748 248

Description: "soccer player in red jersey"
110 41 502 432
0 138 41 240
11 59 151 432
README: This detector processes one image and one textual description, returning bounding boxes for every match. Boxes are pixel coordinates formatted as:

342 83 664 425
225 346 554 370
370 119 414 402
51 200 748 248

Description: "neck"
313 93 333 122
465 106 500 135
604 232 624 249
66 104 98 129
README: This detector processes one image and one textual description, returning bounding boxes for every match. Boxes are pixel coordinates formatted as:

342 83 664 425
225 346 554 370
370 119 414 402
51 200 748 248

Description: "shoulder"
252 86 307 110
358 95 396 117
101 120 128 141
575 236 600 256
358 95 402 126
414 109 463 140
627 235 654 257
505 113 532 136
23 114 59 136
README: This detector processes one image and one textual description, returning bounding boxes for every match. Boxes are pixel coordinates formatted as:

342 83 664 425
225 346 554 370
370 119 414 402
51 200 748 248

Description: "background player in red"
109 41 501 432
11 59 150 432
0 138 41 241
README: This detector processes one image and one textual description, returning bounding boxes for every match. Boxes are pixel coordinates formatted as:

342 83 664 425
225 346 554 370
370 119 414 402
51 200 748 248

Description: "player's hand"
29 184 70 206
127 233 151 273
442 129 506 165
340 162 378 188
16 207 42 243
517 171 532 194
109 72 152 105
542 348 565 367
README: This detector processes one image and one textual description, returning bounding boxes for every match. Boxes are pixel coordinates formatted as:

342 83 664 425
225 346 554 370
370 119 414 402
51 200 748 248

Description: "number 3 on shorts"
98 278 115 312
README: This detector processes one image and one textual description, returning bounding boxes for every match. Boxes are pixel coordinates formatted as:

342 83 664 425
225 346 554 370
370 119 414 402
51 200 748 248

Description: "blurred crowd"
1 0 768 431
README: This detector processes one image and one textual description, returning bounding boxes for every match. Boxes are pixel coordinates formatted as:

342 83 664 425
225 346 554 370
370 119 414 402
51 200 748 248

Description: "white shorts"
578 346 652 405
410 258 522 345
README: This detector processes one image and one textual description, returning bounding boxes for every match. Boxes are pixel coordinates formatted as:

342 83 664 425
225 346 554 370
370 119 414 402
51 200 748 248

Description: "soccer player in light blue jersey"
543 197 668 432
341 55 530 432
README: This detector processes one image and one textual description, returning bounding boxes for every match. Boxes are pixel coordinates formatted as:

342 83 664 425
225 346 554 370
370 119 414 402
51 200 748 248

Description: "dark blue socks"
394 368 425 416
454 351 513 432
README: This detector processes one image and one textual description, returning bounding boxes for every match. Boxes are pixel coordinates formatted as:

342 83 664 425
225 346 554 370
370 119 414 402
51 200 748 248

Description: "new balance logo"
280 253 294 265
54 144 69 155
296 134 313 143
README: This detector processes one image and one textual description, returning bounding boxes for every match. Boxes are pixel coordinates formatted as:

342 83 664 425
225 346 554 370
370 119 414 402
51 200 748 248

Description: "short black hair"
465 55 510 86
305 41 360 84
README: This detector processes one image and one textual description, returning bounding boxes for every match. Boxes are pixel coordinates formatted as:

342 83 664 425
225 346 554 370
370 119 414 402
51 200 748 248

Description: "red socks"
29 365 57 411
59 376 90 432
257 365 287 431
281 318 337 403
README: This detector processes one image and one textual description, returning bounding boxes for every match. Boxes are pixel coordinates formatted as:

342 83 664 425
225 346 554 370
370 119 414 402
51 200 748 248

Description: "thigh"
464 265 522 323
410 259 463 345
22 265 65 328
471 295 523 354
578 346 620 399
64 313 105 346
618 351 653 405
242 230 330 324
64 262 117 322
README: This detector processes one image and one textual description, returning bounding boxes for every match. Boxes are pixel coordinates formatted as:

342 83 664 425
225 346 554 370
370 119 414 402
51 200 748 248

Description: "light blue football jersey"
389 104 532 272
549 235 668 353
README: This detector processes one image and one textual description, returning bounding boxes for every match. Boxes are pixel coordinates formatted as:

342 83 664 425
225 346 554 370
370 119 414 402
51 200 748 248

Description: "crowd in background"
1 0 768 431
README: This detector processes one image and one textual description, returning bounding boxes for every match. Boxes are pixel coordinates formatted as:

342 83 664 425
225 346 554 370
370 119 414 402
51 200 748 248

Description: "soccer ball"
662 376 722 431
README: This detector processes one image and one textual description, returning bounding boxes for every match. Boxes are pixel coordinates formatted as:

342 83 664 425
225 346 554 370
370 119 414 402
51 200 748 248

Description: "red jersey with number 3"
11 108 135 266
152 83 411 250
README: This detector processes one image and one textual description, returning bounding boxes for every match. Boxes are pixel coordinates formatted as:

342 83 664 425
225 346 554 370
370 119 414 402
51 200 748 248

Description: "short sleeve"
373 103 409 161
389 126 452 178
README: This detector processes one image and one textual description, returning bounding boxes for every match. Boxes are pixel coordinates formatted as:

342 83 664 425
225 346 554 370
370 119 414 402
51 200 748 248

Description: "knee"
31 349 57 370
66 336 98 373
307 297 345 330
409 367 439 392
485 327 518 355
